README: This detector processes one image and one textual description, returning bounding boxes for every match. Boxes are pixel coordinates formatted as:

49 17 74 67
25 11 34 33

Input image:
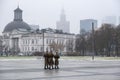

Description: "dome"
3 21 31 32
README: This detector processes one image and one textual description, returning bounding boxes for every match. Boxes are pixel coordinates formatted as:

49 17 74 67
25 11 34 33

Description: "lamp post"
92 22 95 60
42 29 45 55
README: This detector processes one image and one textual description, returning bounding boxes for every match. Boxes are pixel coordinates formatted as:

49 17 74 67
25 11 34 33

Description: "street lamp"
42 29 45 55
92 22 95 60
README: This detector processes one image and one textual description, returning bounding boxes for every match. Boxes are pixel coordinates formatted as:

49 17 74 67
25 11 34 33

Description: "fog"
0 0 120 35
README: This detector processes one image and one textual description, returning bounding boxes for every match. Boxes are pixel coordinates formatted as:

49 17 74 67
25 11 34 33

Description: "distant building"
19 28 75 55
102 16 117 25
2 6 31 54
56 8 70 33
2 7 75 55
0 36 3 54
80 19 97 34
119 16 120 25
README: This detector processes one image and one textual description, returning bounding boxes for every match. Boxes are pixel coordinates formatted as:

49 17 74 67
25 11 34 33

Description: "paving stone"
0 59 120 80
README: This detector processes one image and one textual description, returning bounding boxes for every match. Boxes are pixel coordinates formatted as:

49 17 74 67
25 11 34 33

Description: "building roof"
3 21 31 32
41 28 75 35
14 7 22 12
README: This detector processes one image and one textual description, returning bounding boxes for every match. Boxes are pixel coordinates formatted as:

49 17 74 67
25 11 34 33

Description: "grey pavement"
0 58 120 80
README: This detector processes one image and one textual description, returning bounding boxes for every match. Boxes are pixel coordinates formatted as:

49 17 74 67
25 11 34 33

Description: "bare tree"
66 39 74 53
49 41 65 53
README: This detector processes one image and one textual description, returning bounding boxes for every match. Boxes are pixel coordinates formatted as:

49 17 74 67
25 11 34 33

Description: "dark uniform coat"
48 52 54 65
43 53 49 65
54 54 60 65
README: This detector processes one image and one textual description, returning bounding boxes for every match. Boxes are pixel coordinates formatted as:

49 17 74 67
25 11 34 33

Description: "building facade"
56 9 70 33
0 36 3 55
3 28 75 55
80 19 97 34
2 7 75 56
21 29 75 55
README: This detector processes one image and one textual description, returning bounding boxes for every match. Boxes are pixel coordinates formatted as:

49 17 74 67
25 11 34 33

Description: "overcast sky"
0 0 120 35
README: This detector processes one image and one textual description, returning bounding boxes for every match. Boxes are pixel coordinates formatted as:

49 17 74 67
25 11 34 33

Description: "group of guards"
43 50 60 70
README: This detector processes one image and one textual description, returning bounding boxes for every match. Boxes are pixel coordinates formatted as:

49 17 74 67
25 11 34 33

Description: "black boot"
44 67 47 69
57 66 59 69
49 67 52 70
52 65 54 69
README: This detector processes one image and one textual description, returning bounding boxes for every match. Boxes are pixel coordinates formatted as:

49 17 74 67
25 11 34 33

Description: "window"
25 47 26 51
46 39 48 44
26 40 27 44
41 47 43 51
32 47 34 51
28 40 30 44
23 47 24 51
23 40 25 44
28 47 29 51
32 39 34 44
36 39 37 44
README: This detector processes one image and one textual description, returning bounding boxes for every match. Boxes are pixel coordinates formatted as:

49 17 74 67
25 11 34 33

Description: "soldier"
48 50 54 70
43 50 49 69
54 51 60 69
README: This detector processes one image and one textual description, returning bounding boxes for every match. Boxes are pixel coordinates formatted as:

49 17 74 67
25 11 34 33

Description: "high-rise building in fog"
102 16 117 25
56 9 70 33
80 19 97 34
119 16 120 25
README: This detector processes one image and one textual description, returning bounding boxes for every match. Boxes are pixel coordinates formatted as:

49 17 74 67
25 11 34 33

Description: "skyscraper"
56 9 70 33
119 16 120 25
102 16 117 25
80 19 97 34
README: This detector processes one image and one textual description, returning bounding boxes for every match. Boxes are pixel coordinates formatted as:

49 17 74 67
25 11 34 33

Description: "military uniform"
54 52 60 69
43 51 49 69
48 51 54 70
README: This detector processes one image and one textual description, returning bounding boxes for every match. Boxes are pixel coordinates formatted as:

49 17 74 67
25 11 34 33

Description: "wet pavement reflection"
0 59 120 80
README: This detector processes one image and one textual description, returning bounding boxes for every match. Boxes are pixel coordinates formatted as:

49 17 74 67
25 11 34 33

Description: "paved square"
0 58 120 80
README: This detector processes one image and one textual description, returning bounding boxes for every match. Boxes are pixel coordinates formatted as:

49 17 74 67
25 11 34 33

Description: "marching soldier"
43 50 49 69
54 51 60 69
48 50 54 70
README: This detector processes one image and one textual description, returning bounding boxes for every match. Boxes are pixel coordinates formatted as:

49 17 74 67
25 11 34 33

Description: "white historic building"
3 28 75 55
2 7 75 55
